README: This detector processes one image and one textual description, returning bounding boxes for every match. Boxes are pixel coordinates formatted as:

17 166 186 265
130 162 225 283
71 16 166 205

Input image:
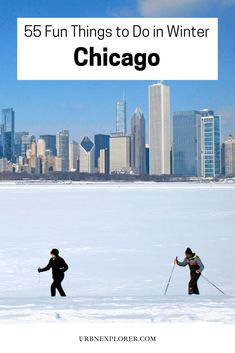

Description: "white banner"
0 323 233 353
17 18 218 80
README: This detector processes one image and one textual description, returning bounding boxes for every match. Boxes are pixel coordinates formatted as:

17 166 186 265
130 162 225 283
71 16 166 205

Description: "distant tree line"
0 171 227 182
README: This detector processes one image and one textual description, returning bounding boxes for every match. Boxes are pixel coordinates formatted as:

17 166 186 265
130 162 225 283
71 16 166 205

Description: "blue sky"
0 0 235 142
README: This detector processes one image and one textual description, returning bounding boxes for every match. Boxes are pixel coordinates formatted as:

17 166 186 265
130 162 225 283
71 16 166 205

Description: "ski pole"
164 260 176 295
201 273 225 295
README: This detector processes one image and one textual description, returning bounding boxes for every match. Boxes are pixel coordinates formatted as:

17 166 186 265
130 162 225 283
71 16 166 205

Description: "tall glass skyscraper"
40 135 56 155
56 130 69 172
2 108 15 161
200 112 221 177
94 134 110 172
149 82 170 175
173 111 201 176
214 116 221 176
131 107 146 175
173 109 221 177
116 100 126 135
15 132 29 158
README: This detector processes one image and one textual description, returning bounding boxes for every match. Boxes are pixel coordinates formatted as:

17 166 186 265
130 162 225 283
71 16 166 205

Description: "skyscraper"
56 130 69 172
69 140 79 171
37 138 46 158
2 108 15 161
221 143 226 176
0 158 8 172
173 109 221 177
94 134 110 173
15 132 29 158
29 141 41 174
0 124 4 158
145 144 150 175
116 100 126 135
98 149 109 174
21 134 35 157
79 136 95 173
54 157 63 172
200 111 221 177
173 111 201 176
214 115 221 176
224 134 235 177
149 82 170 175
130 107 146 175
110 135 130 173
40 135 56 155
31 141 37 156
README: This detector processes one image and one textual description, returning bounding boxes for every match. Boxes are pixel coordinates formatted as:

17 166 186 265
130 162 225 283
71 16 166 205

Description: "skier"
38 248 68 296
175 248 204 295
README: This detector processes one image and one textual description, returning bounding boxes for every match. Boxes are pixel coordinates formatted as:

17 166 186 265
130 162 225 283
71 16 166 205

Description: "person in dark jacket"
38 249 68 296
175 247 204 295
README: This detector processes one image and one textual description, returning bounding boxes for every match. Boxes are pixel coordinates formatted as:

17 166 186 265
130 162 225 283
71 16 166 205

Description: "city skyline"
0 1 235 142
1 80 233 177
0 81 234 144
1 80 233 145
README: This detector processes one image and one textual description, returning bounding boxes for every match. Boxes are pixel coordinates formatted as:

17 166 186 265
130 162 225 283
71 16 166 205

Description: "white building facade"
110 135 130 173
149 82 170 175
79 136 95 173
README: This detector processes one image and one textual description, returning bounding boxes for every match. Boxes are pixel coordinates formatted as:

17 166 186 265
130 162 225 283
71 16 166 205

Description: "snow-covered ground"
0 182 235 323
0 296 235 324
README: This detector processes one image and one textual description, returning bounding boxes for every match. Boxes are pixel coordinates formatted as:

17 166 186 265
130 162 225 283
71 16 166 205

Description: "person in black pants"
175 248 204 295
38 249 68 296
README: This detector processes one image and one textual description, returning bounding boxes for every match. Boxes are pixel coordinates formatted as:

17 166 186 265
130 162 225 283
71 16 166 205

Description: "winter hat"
51 248 59 256
185 247 193 255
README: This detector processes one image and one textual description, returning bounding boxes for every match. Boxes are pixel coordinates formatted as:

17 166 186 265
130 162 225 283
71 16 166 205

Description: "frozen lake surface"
0 295 235 324
0 182 234 323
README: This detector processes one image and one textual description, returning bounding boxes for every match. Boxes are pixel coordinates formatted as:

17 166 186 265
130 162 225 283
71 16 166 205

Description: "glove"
38 268 42 273
195 269 201 274
174 257 178 265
